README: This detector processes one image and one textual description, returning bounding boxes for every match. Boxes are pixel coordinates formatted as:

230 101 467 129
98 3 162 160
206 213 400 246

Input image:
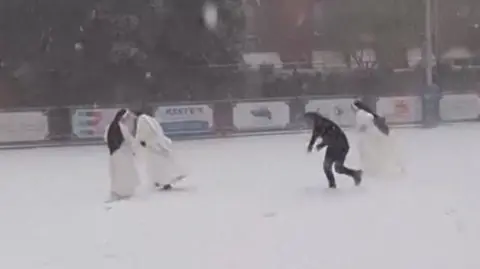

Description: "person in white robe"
104 109 141 201
352 100 405 178
134 112 187 190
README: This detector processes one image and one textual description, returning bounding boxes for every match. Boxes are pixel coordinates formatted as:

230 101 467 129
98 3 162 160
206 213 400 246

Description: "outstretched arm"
104 124 110 143
307 130 318 152
136 116 172 156
119 122 134 143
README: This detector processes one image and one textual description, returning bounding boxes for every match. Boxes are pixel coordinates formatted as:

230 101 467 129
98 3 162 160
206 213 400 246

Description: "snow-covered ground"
1 124 480 269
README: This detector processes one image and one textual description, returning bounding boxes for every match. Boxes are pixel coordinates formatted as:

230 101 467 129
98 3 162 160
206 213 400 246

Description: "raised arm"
118 122 135 144
136 115 171 154
104 124 110 143
307 129 319 152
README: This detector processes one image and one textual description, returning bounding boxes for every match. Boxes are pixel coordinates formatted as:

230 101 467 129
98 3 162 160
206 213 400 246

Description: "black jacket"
305 112 349 152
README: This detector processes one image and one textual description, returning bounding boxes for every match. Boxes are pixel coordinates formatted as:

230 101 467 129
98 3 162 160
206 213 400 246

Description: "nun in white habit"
134 111 187 190
105 109 140 201
352 100 405 178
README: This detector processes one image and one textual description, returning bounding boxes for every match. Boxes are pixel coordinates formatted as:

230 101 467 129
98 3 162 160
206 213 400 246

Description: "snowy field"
1 124 480 269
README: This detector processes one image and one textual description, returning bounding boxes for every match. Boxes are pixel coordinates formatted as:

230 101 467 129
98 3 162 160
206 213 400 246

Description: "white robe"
105 122 140 200
135 114 186 187
355 109 404 178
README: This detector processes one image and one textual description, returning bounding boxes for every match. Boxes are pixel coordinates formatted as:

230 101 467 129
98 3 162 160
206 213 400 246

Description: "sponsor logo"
233 101 290 130
250 107 272 120
156 105 213 135
72 108 118 138
393 100 409 117
165 107 204 116
161 121 209 132
75 110 104 127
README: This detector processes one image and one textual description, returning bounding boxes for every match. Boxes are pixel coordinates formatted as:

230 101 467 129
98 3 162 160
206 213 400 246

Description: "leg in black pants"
323 146 362 188
323 156 337 188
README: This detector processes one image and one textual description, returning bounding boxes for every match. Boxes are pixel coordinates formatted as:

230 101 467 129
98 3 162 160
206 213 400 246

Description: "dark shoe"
353 170 363 186
154 182 173 190
175 175 187 181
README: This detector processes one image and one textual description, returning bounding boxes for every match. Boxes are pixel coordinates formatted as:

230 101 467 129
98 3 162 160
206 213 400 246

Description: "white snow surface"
1 124 480 269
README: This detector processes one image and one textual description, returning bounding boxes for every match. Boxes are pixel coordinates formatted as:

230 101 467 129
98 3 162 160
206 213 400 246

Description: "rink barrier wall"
1 92 479 149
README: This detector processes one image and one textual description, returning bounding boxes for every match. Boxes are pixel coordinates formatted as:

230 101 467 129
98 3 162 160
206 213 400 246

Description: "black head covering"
353 100 390 135
304 111 326 124
131 108 153 117
131 110 144 117
106 109 128 155
353 100 376 116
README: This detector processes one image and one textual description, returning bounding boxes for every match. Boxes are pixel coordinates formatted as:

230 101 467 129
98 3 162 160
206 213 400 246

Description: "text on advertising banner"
233 101 290 131
439 93 480 121
305 98 356 127
0 111 49 143
376 96 422 124
155 105 213 135
72 108 119 139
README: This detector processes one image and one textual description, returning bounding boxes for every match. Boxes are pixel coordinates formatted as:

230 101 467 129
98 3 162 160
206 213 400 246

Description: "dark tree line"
0 0 245 107
1 0 479 107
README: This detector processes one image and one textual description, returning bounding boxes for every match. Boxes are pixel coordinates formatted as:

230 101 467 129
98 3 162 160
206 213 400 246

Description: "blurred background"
0 0 478 107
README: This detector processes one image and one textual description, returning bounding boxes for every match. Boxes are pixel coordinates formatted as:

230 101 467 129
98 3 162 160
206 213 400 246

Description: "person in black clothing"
305 112 362 188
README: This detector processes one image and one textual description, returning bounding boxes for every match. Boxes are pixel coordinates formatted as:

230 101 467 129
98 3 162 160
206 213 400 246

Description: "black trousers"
323 145 359 188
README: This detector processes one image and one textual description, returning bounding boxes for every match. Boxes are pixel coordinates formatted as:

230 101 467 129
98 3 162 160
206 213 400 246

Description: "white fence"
0 93 478 148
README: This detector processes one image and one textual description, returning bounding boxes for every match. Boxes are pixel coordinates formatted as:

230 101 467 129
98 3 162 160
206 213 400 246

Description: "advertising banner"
376 96 422 124
72 108 119 139
440 93 480 121
305 98 356 127
0 111 49 143
155 105 214 135
233 101 290 131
